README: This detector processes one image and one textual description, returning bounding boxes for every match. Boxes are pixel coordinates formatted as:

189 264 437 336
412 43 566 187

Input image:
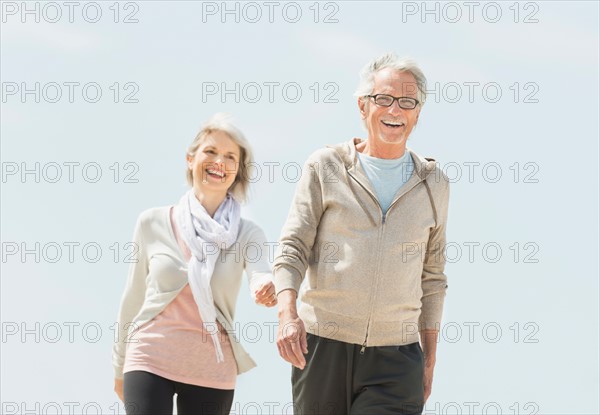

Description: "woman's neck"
193 189 227 217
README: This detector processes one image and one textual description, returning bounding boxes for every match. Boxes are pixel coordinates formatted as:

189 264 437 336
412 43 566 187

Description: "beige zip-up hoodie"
274 138 450 347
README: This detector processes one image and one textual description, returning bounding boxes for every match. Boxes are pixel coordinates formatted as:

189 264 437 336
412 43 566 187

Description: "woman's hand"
254 281 278 307
114 378 124 403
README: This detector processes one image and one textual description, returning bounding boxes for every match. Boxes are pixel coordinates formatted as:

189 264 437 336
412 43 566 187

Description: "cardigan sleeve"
112 212 150 379
243 222 274 299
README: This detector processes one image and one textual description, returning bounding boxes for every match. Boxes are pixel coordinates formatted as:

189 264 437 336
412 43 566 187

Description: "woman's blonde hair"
186 113 254 202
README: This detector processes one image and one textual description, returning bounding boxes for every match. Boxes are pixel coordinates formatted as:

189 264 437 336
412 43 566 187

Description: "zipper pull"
360 342 366 354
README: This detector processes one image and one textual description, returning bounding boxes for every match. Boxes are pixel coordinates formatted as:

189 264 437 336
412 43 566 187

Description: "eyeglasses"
367 94 420 110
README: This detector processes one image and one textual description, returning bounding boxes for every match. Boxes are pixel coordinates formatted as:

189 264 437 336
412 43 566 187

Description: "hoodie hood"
328 138 437 180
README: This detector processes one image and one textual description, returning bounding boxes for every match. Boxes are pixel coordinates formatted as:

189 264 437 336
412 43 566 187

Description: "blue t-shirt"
356 150 414 215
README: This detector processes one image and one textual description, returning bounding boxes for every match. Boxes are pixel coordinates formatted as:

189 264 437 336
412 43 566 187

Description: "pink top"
122 207 237 389
123 285 237 389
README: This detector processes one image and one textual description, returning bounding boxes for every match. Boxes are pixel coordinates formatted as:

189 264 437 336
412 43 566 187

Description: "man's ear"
358 97 367 119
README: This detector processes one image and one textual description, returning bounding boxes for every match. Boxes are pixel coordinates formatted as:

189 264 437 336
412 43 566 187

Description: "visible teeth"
383 121 404 126
207 169 225 177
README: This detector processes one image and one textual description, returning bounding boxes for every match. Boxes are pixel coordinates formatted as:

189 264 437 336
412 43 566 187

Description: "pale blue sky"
1 1 599 414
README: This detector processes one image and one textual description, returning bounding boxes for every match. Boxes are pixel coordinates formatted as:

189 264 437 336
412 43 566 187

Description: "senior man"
273 53 450 415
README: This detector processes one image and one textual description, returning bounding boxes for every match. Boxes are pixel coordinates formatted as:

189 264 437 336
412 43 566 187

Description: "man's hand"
423 356 436 402
420 329 439 403
276 289 308 369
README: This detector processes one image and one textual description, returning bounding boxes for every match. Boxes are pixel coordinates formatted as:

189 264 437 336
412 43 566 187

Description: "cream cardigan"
112 206 272 379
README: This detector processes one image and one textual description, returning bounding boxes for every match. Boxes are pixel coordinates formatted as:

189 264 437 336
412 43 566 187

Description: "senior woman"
112 113 276 415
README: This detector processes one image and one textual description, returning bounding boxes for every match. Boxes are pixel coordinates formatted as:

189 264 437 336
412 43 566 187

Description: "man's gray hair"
354 53 428 106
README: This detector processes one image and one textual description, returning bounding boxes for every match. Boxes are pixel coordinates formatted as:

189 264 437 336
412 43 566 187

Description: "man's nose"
388 100 404 115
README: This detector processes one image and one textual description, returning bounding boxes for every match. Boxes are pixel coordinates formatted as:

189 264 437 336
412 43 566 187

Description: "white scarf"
175 189 241 363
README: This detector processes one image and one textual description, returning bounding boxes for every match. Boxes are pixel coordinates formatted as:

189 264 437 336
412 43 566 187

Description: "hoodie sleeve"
273 153 324 295
419 172 450 331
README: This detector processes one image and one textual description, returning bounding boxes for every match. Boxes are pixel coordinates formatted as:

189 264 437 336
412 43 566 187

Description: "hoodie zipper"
347 171 384 355
360 323 369 354
383 178 424 222
347 170 427 355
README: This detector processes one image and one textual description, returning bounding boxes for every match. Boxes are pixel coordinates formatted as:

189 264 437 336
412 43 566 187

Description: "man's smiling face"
358 68 421 147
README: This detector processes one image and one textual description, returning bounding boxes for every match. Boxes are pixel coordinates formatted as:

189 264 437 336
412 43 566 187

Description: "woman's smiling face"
187 130 241 196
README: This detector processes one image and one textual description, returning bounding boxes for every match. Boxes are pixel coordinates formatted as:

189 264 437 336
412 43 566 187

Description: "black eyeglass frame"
366 94 420 110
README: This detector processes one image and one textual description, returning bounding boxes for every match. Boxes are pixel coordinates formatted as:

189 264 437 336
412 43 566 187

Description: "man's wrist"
419 329 438 365
277 289 298 318
423 354 437 366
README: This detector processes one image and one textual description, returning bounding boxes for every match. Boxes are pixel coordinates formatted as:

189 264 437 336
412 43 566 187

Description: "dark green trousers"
292 333 424 415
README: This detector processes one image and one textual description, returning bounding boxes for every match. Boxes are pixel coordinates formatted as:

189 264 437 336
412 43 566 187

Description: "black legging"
123 370 234 415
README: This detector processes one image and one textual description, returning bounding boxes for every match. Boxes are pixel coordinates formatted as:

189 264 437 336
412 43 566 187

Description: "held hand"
114 378 124 403
277 311 308 369
254 281 278 307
